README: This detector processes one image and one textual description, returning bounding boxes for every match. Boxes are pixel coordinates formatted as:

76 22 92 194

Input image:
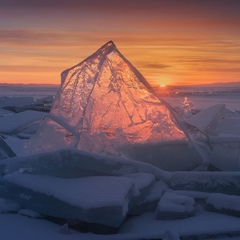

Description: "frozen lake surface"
158 84 240 111
0 84 240 111
1 83 239 110
0 84 59 99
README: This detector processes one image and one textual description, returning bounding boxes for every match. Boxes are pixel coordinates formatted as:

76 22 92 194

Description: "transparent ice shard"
27 41 211 169
180 97 195 119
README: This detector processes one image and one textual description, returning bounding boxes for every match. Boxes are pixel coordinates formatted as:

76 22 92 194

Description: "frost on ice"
27 41 210 170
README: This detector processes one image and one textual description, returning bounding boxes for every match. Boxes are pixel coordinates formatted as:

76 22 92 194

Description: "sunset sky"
1 0 240 86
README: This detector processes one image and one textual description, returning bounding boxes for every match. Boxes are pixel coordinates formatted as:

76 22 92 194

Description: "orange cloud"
1 0 240 85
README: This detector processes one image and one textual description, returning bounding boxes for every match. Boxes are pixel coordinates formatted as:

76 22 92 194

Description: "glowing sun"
160 83 166 88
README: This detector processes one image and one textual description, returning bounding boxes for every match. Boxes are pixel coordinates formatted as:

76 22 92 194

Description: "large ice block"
2 173 135 228
1 172 162 231
26 41 211 170
206 193 240 217
156 191 195 220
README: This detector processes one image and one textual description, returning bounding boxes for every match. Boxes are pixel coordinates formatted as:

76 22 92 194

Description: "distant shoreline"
0 83 60 88
153 81 240 88
0 81 240 88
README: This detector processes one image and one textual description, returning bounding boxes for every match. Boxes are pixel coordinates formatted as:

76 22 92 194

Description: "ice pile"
0 41 240 236
0 94 53 158
0 148 168 232
187 103 240 171
1 148 240 234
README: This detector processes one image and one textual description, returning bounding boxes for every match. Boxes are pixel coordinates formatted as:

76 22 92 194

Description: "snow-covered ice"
156 191 195 220
170 171 240 194
3 173 136 228
206 193 240 216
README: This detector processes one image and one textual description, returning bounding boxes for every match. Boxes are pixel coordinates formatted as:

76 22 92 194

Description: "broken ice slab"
156 191 195 220
208 109 240 171
124 173 156 215
206 193 240 217
0 110 46 135
170 171 240 195
0 148 170 181
187 104 240 171
125 173 155 197
2 172 161 231
2 173 135 228
187 104 225 134
129 180 169 215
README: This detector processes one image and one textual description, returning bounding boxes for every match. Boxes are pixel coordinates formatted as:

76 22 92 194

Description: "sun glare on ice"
160 83 166 88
